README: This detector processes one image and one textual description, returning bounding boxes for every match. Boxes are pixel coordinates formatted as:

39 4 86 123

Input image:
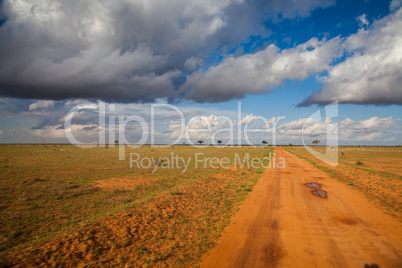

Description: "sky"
0 0 401 145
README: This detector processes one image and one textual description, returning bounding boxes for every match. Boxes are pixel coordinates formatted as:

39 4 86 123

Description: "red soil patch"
4 170 255 267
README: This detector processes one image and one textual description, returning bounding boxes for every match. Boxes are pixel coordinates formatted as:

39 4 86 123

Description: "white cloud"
183 37 342 102
1 95 400 145
343 116 395 130
276 116 397 143
29 100 55 110
356 13 369 27
33 124 98 140
300 8 402 106
238 114 259 126
351 132 383 141
384 136 396 142
277 117 328 138
180 114 233 143
390 0 402 11
167 113 270 144
166 113 399 145
339 116 396 140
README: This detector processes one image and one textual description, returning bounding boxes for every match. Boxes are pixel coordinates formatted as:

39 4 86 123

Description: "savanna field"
1 1 402 267
0 145 270 267
0 145 401 267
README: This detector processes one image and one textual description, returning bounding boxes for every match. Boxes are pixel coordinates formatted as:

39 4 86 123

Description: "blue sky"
0 0 401 145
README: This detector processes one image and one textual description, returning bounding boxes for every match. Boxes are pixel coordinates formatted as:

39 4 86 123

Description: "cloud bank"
0 1 401 106
0 98 400 144
277 116 397 142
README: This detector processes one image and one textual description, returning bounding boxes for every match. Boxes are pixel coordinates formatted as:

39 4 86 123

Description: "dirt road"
200 148 402 267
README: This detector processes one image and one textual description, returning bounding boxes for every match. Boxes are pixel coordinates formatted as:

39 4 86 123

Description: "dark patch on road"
305 183 321 189
312 190 327 198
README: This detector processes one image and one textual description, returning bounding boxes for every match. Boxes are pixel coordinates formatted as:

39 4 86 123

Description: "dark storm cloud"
0 0 334 103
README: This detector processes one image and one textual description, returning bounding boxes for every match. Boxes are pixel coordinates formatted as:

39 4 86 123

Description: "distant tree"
289 143 293 146
217 140 222 145
312 140 320 145
115 140 118 145
41 137 47 148
198 140 204 145
262 140 268 145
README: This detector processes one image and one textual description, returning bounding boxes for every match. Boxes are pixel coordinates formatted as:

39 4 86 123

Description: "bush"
356 161 364 165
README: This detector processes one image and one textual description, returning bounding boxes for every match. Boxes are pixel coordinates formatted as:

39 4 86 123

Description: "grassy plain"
284 146 402 219
0 144 271 267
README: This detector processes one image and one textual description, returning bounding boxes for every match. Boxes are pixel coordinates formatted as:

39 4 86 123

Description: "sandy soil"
4 168 258 267
200 148 402 267
94 176 153 190
285 146 401 219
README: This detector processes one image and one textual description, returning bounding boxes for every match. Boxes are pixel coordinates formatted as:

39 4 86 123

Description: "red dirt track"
200 148 402 267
